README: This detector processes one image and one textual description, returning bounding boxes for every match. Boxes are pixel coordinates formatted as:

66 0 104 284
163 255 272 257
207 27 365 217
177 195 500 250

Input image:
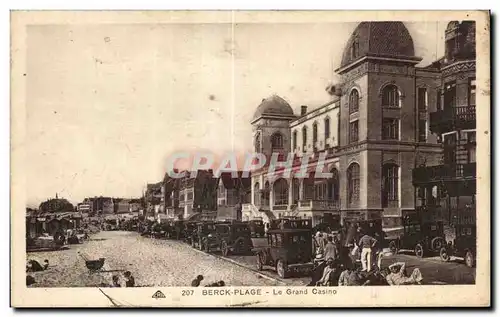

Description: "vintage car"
193 221 217 250
247 219 265 237
386 214 446 258
253 218 313 278
204 220 253 256
182 221 198 243
440 223 476 267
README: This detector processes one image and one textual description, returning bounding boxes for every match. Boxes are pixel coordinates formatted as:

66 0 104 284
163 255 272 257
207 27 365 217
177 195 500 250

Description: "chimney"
301 105 308 116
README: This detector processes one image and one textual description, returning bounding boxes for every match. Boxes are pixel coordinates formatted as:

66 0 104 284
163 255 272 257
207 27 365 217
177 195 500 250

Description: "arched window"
347 163 360 205
292 130 297 150
254 133 261 153
349 89 359 114
382 164 399 207
312 122 318 151
253 182 260 206
292 178 300 204
273 178 289 206
324 117 330 140
382 85 400 108
271 132 284 152
302 126 307 153
262 181 270 207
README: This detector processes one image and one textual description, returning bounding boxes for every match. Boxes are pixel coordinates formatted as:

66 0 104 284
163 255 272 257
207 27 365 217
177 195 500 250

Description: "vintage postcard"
11 10 490 307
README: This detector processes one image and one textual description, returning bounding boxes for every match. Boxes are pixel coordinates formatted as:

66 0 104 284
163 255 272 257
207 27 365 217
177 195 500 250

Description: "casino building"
243 21 476 234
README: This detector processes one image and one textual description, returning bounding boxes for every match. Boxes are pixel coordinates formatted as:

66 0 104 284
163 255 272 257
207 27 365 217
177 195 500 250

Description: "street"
27 230 475 287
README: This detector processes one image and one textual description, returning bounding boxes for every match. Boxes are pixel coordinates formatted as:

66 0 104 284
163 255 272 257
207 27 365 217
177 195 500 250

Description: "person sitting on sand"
217 281 225 287
123 271 135 287
191 275 204 287
26 275 36 286
112 275 121 287
43 259 49 270
385 262 423 285
26 259 46 272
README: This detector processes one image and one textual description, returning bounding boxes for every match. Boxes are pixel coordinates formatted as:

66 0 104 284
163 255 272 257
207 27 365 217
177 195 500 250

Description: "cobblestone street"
27 231 281 287
27 231 475 288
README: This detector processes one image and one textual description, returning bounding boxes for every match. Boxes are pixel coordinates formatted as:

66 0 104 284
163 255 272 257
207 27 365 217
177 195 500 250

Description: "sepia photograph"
10 10 490 307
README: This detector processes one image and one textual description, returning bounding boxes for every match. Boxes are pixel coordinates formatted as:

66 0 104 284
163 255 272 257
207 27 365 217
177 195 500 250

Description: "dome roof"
339 22 418 70
252 95 295 121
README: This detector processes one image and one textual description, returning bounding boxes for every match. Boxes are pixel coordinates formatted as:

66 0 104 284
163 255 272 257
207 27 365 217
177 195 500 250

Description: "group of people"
110 271 136 287
191 275 226 287
312 224 424 286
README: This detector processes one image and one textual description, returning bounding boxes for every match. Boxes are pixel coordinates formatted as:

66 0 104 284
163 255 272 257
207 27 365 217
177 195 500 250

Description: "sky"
25 21 447 206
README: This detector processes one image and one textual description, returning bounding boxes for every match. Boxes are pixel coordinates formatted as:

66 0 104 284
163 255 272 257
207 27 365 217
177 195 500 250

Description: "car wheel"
439 247 450 262
221 240 229 257
389 240 398 254
431 237 445 252
415 243 425 258
256 254 263 271
276 260 288 278
465 251 475 268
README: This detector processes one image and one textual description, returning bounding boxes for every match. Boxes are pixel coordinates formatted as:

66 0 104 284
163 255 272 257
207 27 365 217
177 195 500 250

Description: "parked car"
193 221 217 250
206 220 253 256
247 219 265 237
253 218 313 278
386 214 446 258
440 223 476 267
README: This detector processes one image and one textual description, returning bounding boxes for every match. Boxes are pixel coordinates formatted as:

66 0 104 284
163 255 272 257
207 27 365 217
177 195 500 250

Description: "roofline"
290 100 340 127
251 113 298 124
335 54 423 74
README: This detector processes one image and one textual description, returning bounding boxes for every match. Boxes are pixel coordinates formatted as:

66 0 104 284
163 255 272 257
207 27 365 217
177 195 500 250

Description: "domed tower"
334 22 423 224
251 95 296 159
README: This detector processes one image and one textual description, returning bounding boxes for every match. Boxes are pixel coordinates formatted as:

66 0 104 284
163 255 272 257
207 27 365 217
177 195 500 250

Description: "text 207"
182 290 194 296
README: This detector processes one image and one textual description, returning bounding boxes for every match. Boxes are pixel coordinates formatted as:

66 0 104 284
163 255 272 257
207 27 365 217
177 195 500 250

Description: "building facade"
412 21 476 238
247 21 474 231
163 170 219 221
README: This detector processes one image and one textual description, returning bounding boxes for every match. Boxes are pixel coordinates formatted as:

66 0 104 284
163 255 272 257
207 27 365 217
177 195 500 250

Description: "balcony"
429 106 475 134
412 163 476 184
298 199 340 211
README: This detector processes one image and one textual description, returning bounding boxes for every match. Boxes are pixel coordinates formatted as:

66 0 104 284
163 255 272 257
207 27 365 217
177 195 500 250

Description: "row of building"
76 196 143 216
244 20 477 233
142 21 476 236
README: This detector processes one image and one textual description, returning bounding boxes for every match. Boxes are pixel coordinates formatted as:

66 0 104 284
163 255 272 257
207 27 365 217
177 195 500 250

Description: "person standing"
324 235 338 263
358 232 377 272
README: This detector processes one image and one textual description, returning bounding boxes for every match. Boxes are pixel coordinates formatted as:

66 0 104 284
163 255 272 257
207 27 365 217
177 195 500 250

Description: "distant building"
39 194 74 213
217 172 251 221
163 169 218 221
145 182 163 217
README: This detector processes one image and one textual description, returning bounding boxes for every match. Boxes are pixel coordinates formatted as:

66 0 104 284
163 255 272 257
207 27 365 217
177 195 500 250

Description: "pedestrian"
112 275 121 287
373 232 383 270
123 271 135 287
385 262 424 285
337 264 352 286
358 231 377 272
191 275 204 287
324 235 338 262
315 232 325 256
316 258 337 286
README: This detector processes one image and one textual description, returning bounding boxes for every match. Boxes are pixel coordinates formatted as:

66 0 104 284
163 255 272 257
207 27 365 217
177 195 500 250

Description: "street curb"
190 247 288 285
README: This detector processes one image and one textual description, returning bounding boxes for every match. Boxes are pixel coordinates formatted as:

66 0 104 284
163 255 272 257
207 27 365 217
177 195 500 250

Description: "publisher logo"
152 290 166 299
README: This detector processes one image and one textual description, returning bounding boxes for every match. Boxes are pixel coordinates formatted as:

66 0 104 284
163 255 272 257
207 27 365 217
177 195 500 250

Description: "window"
382 85 400 108
302 126 307 152
382 164 399 208
312 122 318 151
444 81 456 110
324 117 330 140
254 133 261 153
418 88 427 110
349 89 359 114
469 78 476 107
351 37 359 59
349 121 359 143
418 119 427 142
273 178 288 206
382 118 399 140
443 133 457 165
467 131 476 163
347 163 360 205
271 132 284 151
187 192 193 201
253 183 260 205
292 130 297 150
